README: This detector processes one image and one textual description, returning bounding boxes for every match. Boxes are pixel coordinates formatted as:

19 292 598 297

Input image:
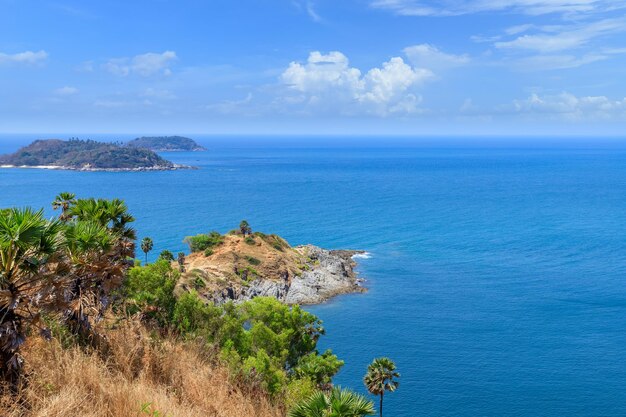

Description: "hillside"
0 139 185 171
127 136 206 151
2 322 282 417
178 230 365 305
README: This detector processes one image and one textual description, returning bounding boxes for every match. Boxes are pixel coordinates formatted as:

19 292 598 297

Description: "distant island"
0 139 191 171
127 136 206 152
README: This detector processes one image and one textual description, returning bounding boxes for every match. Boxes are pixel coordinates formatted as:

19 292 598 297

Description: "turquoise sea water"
2 136 626 416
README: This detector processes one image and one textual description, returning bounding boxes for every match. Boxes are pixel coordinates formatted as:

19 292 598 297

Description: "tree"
125 259 179 325
62 197 136 340
289 387 375 417
141 237 153 264
293 349 344 390
363 358 400 417
52 192 76 220
177 252 186 272
0 208 66 386
158 250 174 261
239 220 252 237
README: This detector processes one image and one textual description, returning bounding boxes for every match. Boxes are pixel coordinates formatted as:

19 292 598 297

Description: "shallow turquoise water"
2 136 626 416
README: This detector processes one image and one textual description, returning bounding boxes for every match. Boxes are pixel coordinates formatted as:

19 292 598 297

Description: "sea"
2 134 626 416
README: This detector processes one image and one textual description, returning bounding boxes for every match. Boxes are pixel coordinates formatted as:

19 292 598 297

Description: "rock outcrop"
177 233 366 305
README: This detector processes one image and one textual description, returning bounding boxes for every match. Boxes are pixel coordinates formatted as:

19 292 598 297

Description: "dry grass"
180 233 307 293
1 323 283 417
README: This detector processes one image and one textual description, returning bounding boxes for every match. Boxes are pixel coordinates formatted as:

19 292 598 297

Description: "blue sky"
1 0 626 135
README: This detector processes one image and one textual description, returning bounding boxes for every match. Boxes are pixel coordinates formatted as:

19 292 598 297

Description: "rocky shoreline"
205 245 367 305
0 164 195 172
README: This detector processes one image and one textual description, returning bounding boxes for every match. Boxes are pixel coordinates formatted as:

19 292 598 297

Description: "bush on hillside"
184 231 224 252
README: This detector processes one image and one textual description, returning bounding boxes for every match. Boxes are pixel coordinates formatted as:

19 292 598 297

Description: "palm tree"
159 249 174 261
364 358 400 417
141 237 153 264
63 220 117 339
52 192 76 220
69 198 136 259
177 252 186 272
63 198 136 339
0 208 66 386
289 387 375 417
239 220 251 237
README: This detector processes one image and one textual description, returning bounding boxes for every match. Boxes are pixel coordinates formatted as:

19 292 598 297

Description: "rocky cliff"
176 232 366 305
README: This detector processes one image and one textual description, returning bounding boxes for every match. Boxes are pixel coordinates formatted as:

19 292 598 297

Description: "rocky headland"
177 231 366 305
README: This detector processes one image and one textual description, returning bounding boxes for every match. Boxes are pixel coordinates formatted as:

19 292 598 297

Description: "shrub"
246 256 261 266
193 276 206 289
172 291 222 336
245 236 256 245
204 248 214 257
124 260 179 325
184 231 224 252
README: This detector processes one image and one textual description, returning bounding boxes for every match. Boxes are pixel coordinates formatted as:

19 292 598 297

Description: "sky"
1 0 626 136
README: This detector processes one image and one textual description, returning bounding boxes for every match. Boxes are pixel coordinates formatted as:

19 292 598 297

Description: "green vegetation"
127 136 206 152
141 236 154 264
177 252 186 272
124 260 178 326
184 231 224 252
0 197 135 386
240 219 252 237
158 249 174 261
0 139 176 170
364 358 400 417
288 387 375 417
246 255 261 265
258 233 289 252
1 195 397 415
51 191 76 220
123 260 344 399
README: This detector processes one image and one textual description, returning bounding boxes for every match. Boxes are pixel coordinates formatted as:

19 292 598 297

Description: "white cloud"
142 88 176 99
93 99 132 108
306 1 322 22
206 93 254 114
371 0 624 16
104 51 177 77
495 17 626 52
360 57 432 105
403 44 470 69
513 53 607 69
0 50 48 65
280 51 434 115
54 86 79 96
511 92 626 119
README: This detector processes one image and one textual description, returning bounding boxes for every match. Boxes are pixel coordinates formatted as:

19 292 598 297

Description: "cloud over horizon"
0 50 48 65
280 51 434 116
103 51 177 77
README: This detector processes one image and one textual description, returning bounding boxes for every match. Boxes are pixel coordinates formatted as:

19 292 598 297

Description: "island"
126 136 206 152
176 225 366 305
0 138 191 171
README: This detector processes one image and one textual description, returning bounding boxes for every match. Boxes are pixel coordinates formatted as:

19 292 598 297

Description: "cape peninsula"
0 139 191 171
176 226 366 305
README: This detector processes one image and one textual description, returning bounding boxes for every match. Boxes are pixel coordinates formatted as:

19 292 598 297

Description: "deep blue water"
2 135 626 416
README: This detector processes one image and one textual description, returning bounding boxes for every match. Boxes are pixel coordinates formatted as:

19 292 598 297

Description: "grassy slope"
2 322 282 417
180 233 309 294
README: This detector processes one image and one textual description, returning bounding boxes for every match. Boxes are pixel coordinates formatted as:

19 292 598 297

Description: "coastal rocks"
285 246 365 304
205 245 366 305
0 163 194 172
